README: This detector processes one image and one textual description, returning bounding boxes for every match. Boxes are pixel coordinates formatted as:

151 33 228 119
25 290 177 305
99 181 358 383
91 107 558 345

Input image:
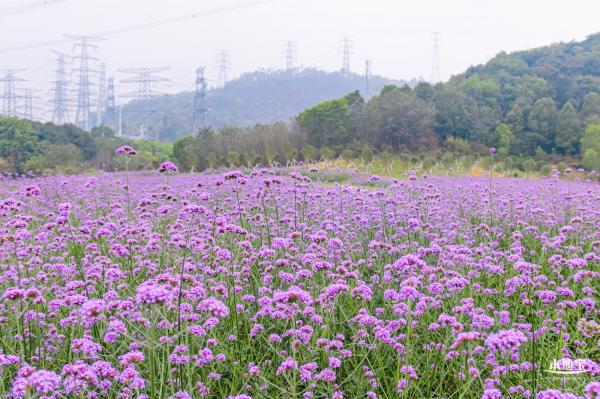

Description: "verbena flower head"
27 370 60 394
158 161 178 174
485 329 527 355
115 145 137 155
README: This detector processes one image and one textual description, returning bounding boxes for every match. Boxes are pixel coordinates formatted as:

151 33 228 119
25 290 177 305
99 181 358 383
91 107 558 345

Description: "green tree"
360 145 374 163
297 97 352 148
0 117 37 172
506 96 531 134
414 82 435 102
90 125 116 139
554 101 581 155
492 124 515 156
36 122 97 160
301 144 318 162
527 97 558 151
24 144 84 173
433 89 477 141
319 147 335 161
581 93 600 125
581 124 600 153
226 151 240 167
173 136 198 172
380 85 399 96
370 90 436 151
459 75 500 107
582 148 600 171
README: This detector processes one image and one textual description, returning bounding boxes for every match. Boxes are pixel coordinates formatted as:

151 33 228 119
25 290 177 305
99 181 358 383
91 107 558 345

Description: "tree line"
0 117 172 175
171 33 600 172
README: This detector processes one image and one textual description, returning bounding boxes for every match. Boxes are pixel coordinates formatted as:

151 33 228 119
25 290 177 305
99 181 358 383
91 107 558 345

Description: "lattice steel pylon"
22 88 33 120
340 36 352 76
365 59 372 98
283 41 296 71
119 66 170 138
96 62 107 127
105 76 117 133
216 50 230 88
65 34 104 131
191 66 207 132
0 69 25 117
50 50 71 124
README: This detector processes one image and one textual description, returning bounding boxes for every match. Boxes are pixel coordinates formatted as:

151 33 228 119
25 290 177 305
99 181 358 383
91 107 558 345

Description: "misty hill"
120 68 411 141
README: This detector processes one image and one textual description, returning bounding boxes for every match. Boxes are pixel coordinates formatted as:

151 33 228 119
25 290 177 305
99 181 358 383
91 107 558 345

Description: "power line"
0 0 276 54
0 0 69 19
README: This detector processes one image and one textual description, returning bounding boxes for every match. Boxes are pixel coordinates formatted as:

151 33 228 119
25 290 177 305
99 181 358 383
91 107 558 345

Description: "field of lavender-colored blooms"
0 160 599 399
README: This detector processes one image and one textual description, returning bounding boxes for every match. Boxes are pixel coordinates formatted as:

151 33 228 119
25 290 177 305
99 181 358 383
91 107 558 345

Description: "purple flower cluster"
157 161 178 174
485 329 528 355
0 167 597 398
115 145 137 155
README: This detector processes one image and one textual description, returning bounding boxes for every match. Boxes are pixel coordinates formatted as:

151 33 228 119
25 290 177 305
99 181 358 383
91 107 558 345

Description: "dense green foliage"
290 33 600 162
0 117 172 174
121 69 408 141
171 123 303 172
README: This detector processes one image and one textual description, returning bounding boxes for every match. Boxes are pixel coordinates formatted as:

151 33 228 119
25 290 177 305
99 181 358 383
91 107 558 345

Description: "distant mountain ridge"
120 68 413 141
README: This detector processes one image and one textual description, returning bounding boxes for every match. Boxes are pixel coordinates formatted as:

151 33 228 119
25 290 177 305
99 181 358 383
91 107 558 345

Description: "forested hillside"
293 33 600 159
442 31 600 155
121 68 409 141
171 33 600 173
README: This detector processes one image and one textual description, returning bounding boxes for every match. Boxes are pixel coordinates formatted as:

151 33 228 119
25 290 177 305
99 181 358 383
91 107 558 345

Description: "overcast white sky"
1 0 599 114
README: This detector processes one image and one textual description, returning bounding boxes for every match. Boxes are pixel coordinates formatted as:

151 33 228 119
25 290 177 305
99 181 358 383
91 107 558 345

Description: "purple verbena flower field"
0 164 598 399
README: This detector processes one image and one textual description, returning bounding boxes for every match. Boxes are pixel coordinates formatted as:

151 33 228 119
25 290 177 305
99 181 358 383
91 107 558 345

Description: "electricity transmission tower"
96 62 107 127
191 66 207 132
50 50 71 124
0 69 25 117
66 34 104 131
431 32 441 83
22 88 33 120
365 60 372 98
340 36 352 76
105 76 118 134
24 89 32 119
119 66 170 138
283 41 296 70
216 50 230 88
